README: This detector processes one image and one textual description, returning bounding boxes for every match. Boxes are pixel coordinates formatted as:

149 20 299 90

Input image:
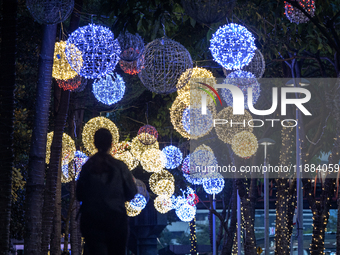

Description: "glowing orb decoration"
176 203 196 222
171 195 187 210
125 201 142 217
170 93 190 139
137 125 158 145
131 135 159 161
92 73 125 105
181 155 190 174
138 37 193 94
74 150 88 178
189 148 218 183
117 31 144 61
154 195 173 214
149 170 175 196
187 193 199 206
140 148 167 173
284 0 315 24
215 107 253 144
231 131 258 158
162 145 183 169
119 59 143 75
26 0 74 25
46 132 76 165
130 194 147 210
111 142 139 171
209 23 256 70
65 24 121 79
82 116 119 155
56 75 82 91
135 179 149 201
222 70 261 109
202 173 225 195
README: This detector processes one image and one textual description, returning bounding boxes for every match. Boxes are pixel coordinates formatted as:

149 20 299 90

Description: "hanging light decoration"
111 142 139 171
72 76 89 93
73 150 88 179
176 203 196 222
140 148 166 173
129 194 147 210
202 172 225 195
170 92 190 139
210 23 256 70
119 58 143 75
231 131 258 158
137 125 158 145
215 107 253 144
46 132 76 165
284 0 315 24
221 70 261 109
56 75 82 91
154 195 173 214
92 73 125 105
138 38 193 94
125 201 142 217
171 195 187 210
26 0 74 25
130 135 159 161
65 24 121 79
189 148 218 182
117 31 144 61
162 145 183 169
149 170 175 196
82 116 119 155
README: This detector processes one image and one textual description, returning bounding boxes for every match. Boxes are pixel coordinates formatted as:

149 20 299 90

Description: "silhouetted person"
76 128 137 255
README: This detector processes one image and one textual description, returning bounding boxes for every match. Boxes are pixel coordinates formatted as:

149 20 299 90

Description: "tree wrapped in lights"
284 0 315 24
82 116 119 155
46 132 76 165
154 195 173 214
56 75 82 91
209 23 256 70
138 37 193 94
125 201 142 217
137 125 158 145
61 164 73 183
92 73 125 105
130 135 159 161
149 170 175 197
140 148 166 173
117 31 144 61
65 24 121 79
221 70 261 109
26 0 74 24
111 142 139 171
231 131 258 158
215 106 253 144
162 145 183 169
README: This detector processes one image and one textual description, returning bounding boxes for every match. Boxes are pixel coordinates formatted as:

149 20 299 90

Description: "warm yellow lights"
154 195 173 214
130 135 159 161
149 170 175 196
140 148 166 173
46 132 76 165
125 201 142 217
231 131 258 158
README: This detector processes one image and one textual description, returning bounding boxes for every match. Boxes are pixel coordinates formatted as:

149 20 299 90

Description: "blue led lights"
162 145 183 169
74 150 88 178
203 173 225 195
181 107 214 139
210 23 256 70
181 154 190 174
66 24 121 79
92 73 125 105
175 203 196 222
129 193 147 210
222 70 260 109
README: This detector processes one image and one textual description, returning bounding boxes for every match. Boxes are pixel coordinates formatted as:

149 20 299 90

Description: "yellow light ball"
112 142 139 171
125 201 142 217
154 195 173 214
140 148 166 173
231 131 258 158
170 92 190 139
46 132 76 165
82 117 119 155
130 135 159 161
149 170 175 196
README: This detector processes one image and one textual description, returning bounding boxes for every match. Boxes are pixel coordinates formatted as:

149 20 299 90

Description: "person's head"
94 128 112 152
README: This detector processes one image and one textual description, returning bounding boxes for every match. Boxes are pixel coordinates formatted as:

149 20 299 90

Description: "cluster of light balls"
231 131 258 158
92 73 125 105
210 23 256 70
162 145 183 169
46 132 76 165
284 0 315 24
222 70 261 109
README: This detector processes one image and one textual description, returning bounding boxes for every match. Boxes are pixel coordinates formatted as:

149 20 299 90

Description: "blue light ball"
129 194 147 210
181 107 214 138
175 203 196 222
210 23 256 70
92 73 125 105
162 145 183 169
203 173 225 195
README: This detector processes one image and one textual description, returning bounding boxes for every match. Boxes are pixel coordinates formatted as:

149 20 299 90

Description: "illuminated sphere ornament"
56 75 82 91
52 41 81 80
210 23 256 70
125 201 142 217
138 38 193 94
189 148 218 183
74 150 88 178
118 31 144 61
215 107 253 144
231 131 258 158
154 195 173 214
82 117 119 155
46 132 76 165
112 142 139 171
137 125 158 145
131 135 159 161
171 195 187 210
222 70 261 109
119 59 143 75
176 203 196 222
149 170 175 197
162 145 183 169
130 194 147 210
65 24 121 79
202 173 225 195
92 73 125 105
284 0 315 24
140 148 166 173
26 0 74 24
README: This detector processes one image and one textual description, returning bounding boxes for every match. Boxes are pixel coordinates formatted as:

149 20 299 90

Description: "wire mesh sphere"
137 125 158 145
82 116 119 155
26 0 74 25
181 0 236 25
138 38 193 94
149 169 175 194
119 58 143 75
202 173 225 195
112 142 139 171
222 70 261 109
231 131 258 159
162 145 183 169
92 73 125 105
52 41 81 80
130 193 147 210
56 75 82 91
140 148 167 173
210 23 256 70
117 31 144 61
170 93 190 139
74 150 88 178
125 201 142 217
154 195 173 214
215 106 253 144
130 135 159 161
176 203 196 222
46 132 76 165
65 24 121 79
284 0 315 24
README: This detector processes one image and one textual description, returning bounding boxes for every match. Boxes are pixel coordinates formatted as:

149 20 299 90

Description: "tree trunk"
0 0 17 254
63 181 76 254
24 23 57 255
70 179 80 255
